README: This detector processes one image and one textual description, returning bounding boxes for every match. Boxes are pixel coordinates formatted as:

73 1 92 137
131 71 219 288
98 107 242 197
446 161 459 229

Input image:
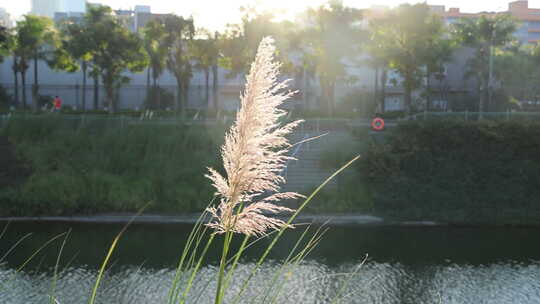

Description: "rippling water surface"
1 221 540 303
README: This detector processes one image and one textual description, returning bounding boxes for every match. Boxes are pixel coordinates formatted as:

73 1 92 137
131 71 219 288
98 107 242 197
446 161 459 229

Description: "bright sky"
0 0 536 30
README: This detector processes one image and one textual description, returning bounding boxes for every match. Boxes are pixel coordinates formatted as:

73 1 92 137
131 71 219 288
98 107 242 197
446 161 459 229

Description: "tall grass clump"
85 37 359 304
205 36 305 303
0 116 224 215
360 119 540 224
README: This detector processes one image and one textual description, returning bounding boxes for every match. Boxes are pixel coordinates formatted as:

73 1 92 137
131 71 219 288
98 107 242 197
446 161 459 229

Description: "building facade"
31 0 63 18
0 8 12 28
113 6 172 33
361 0 540 112
439 0 540 44
2 1 536 114
31 0 85 19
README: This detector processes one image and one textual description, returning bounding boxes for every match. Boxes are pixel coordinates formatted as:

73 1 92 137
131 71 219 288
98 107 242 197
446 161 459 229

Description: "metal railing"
408 111 540 121
281 133 310 180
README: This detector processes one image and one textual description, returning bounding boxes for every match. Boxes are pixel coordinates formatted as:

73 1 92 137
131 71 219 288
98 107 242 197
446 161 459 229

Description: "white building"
31 0 85 18
134 5 151 13
0 7 12 28
31 0 63 18
64 0 86 14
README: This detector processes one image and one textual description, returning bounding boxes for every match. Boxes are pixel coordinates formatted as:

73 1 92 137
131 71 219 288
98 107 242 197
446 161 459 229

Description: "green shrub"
0 85 12 110
312 132 374 213
359 120 540 224
143 87 175 110
0 116 224 216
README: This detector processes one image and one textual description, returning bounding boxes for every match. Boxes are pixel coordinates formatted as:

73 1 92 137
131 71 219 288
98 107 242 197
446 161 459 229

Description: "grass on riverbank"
3 115 540 225
306 119 540 225
359 119 540 225
0 115 224 215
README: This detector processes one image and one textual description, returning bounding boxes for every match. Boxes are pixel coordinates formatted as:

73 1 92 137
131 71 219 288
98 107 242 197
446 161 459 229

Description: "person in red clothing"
52 96 62 112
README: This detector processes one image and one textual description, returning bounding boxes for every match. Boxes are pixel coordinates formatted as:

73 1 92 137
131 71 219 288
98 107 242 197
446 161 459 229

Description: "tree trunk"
404 82 412 115
426 70 431 112
320 77 334 117
329 81 335 117
82 61 87 112
212 64 219 113
404 70 413 116
374 67 379 114
438 79 445 111
320 79 327 115
303 66 309 110
104 73 115 114
479 72 487 119
106 85 114 114
175 80 182 116
146 66 151 109
93 74 99 110
13 67 19 107
32 54 39 111
153 75 159 110
479 45 490 119
404 86 412 116
380 70 387 113
182 82 189 118
21 69 27 109
487 44 494 113
204 68 210 109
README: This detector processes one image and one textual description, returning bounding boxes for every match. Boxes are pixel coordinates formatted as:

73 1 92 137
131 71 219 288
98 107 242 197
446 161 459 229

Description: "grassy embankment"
2 116 540 224
0 115 223 215
318 119 540 225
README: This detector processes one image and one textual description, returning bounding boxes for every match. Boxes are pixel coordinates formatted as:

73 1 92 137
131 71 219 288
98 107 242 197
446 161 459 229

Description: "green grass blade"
0 232 32 264
221 234 250 297
168 206 212 304
178 233 216 304
330 255 368 304
0 232 67 294
256 224 315 304
267 225 329 304
87 204 149 304
231 155 360 304
49 229 71 304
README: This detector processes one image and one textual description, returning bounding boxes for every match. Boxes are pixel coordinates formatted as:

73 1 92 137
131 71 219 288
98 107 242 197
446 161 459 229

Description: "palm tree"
365 36 390 113
0 26 8 62
163 15 195 117
424 36 455 111
452 14 516 117
142 19 168 110
88 7 148 114
302 2 362 116
16 15 58 111
369 4 446 115
60 20 95 111
192 29 220 111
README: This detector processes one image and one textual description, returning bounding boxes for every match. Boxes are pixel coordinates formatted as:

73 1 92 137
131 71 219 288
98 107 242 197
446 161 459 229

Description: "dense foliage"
360 120 540 224
3 2 539 117
2 117 540 224
0 116 223 215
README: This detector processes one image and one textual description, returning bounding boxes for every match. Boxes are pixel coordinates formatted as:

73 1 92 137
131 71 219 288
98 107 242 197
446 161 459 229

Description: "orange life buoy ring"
371 117 385 131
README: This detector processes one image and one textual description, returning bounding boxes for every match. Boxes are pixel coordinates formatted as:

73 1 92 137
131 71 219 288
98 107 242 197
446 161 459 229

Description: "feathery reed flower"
206 37 304 236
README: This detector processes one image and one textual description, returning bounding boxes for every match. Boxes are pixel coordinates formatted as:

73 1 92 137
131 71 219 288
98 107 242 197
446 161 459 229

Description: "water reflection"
2 221 540 303
2 261 540 304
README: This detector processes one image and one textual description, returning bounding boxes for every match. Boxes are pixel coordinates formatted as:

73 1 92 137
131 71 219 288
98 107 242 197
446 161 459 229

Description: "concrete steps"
281 129 356 193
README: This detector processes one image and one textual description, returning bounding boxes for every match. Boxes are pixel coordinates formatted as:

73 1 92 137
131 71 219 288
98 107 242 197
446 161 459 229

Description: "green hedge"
0 116 224 216
4 116 539 223
360 120 540 224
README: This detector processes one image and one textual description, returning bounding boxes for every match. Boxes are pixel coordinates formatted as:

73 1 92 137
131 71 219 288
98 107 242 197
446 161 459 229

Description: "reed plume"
206 37 304 236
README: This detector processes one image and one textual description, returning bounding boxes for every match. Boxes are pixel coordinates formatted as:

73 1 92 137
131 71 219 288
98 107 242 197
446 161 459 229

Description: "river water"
1 221 540 303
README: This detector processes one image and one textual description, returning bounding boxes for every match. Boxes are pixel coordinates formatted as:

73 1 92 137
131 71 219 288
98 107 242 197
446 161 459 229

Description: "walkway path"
0 214 444 226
